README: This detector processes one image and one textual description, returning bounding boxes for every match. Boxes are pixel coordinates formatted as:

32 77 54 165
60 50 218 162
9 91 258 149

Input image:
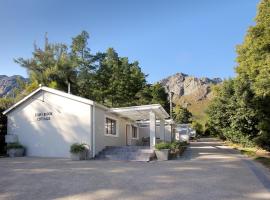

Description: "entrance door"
126 124 131 145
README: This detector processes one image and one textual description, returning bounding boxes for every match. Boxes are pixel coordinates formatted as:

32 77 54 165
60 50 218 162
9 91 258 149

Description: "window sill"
104 133 119 138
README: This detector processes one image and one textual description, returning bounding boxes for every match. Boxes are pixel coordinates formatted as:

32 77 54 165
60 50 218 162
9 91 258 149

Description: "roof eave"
2 86 107 115
109 104 170 120
2 87 43 115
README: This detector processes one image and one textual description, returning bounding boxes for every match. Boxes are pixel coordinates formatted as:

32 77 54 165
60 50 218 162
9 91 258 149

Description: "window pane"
112 119 116 135
105 118 116 135
132 126 137 138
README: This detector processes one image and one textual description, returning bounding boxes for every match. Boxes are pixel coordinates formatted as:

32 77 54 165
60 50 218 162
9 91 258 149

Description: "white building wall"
7 91 91 158
94 107 127 155
165 125 173 142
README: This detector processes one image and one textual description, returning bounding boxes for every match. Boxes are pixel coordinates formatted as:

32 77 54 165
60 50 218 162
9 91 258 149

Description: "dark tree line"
3 31 169 111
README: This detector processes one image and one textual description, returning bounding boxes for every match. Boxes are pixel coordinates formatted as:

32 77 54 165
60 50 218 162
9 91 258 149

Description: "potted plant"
170 141 188 157
7 142 25 157
178 141 188 155
170 141 180 158
70 143 87 161
155 142 171 161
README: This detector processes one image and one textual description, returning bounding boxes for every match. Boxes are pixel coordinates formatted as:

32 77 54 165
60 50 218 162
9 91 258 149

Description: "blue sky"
0 0 259 83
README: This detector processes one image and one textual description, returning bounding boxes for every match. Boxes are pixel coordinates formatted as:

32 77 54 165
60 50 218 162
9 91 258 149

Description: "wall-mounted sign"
35 112 53 121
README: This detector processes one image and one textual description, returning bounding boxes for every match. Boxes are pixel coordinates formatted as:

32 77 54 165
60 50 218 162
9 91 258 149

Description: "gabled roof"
3 86 170 122
3 86 108 115
109 104 170 121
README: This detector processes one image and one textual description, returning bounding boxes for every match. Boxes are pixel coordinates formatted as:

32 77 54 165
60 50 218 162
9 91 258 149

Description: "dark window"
105 118 117 135
132 125 138 138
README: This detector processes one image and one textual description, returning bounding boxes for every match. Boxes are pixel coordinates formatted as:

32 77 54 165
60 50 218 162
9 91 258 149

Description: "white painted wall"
7 90 92 158
6 88 173 158
94 107 127 155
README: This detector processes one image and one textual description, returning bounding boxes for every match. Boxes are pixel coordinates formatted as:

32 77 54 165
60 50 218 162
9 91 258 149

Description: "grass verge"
225 141 270 170
255 157 270 168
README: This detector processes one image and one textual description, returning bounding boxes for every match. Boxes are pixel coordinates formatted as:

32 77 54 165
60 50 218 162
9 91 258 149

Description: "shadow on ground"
0 138 270 200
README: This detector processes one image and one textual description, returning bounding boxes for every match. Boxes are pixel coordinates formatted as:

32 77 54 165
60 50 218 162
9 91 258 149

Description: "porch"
109 104 172 149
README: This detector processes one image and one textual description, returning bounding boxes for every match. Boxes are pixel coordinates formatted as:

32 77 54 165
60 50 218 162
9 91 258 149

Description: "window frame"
104 116 119 137
131 125 139 139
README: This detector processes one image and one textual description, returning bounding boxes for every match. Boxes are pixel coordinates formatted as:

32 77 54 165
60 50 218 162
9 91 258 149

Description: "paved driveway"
1 138 270 200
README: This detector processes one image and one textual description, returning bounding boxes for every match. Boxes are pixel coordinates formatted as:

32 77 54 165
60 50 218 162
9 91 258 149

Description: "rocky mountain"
160 73 222 101
1 73 221 122
0 75 28 97
159 73 222 122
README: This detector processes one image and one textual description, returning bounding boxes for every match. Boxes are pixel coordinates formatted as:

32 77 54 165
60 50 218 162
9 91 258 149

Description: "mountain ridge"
159 72 222 101
1 73 222 123
0 75 28 97
159 72 222 123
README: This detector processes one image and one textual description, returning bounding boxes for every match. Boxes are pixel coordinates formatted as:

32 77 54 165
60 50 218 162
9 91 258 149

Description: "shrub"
170 141 180 150
7 142 24 150
253 133 270 151
155 142 171 150
70 143 86 153
223 128 255 148
191 121 204 136
170 141 187 150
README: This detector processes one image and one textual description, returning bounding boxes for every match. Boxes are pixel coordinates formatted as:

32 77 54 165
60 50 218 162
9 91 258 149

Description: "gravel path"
1 138 270 200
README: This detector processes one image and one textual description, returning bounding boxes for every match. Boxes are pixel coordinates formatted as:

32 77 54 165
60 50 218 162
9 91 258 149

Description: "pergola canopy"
109 104 170 121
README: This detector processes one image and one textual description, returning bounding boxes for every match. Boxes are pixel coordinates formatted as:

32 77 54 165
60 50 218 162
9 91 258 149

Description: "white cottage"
3 86 173 159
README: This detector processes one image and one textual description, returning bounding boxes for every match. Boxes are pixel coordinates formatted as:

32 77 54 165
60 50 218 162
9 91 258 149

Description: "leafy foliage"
136 83 169 112
236 0 270 97
173 105 192 123
7 142 24 149
191 121 204 136
70 143 86 153
207 0 270 150
13 31 169 110
170 141 188 150
0 98 15 110
207 79 258 146
155 142 171 150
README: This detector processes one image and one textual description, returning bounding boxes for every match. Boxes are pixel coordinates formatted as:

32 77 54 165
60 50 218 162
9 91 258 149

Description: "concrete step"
99 149 153 154
96 146 155 162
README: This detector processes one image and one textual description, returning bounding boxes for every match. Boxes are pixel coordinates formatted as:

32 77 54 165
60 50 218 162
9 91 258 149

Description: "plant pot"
179 146 187 155
155 149 170 161
169 150 178 159
7 148 24 157
70 151 86 161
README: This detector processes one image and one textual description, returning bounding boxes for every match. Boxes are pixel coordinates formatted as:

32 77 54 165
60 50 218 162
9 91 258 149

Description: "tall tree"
207 79 258 146
235 0 270 149
236 0 270 97
150 83 169 112
135 83 170 113
173 105 192 123
14 31 169 114
14 33 77 93
93 48 147 107
207 0 270 149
